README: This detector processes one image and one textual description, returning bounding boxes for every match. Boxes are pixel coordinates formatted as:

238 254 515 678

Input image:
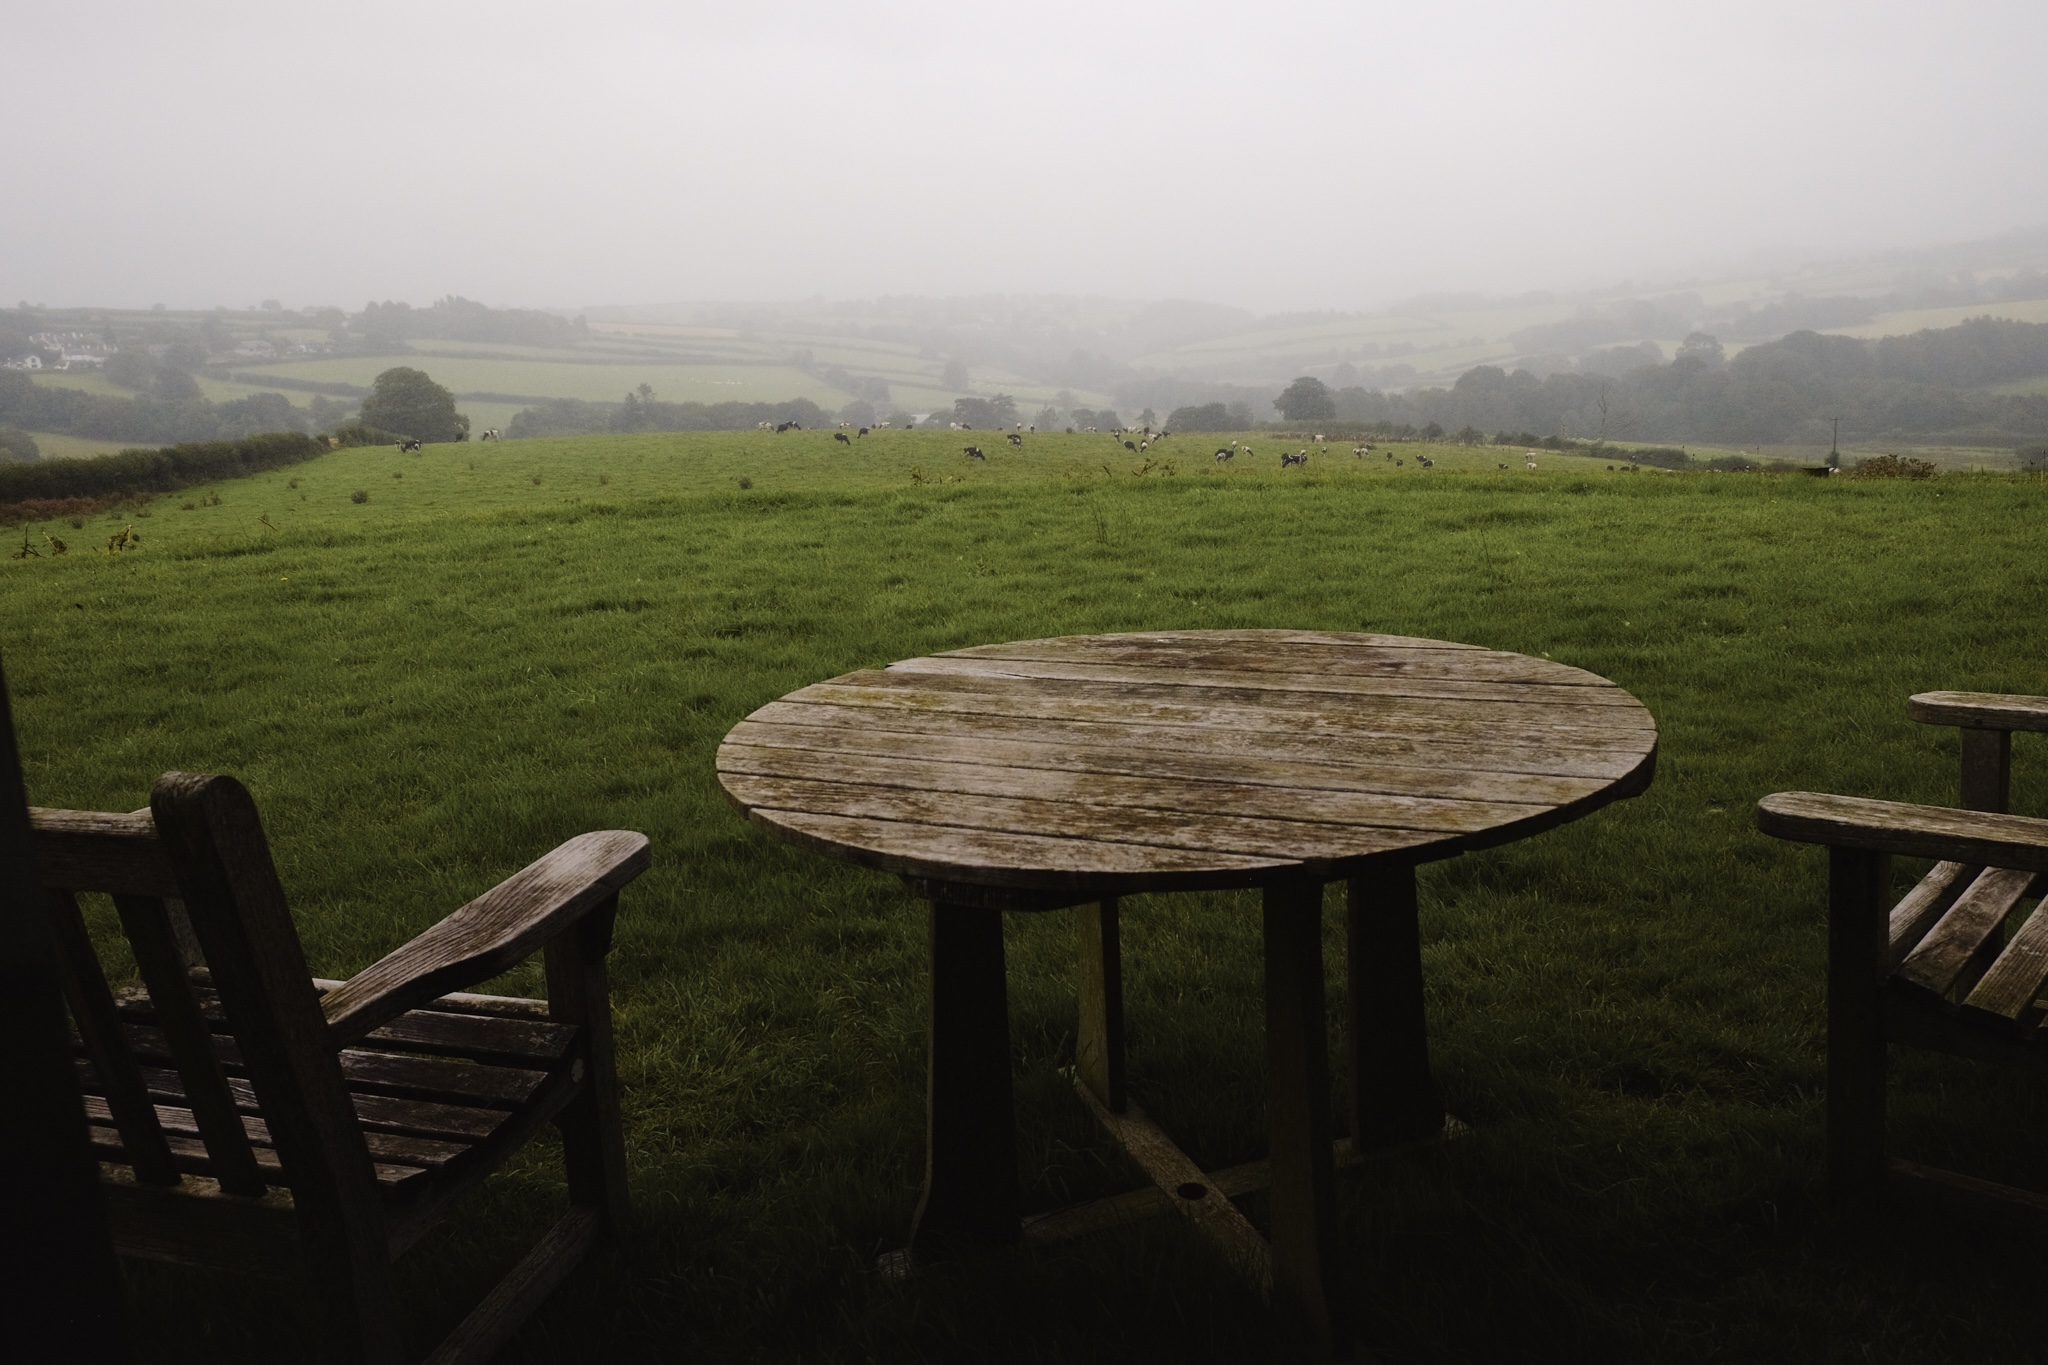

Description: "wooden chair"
36 771 650 1364
1758 691 2048 1224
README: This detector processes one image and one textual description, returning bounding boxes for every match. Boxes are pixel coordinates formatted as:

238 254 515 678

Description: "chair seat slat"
1961 901 2048 1031
1888 862 1978 968
1893 867 2038 1002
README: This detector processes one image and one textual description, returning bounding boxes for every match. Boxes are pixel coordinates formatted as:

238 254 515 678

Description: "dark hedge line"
0 431 329 504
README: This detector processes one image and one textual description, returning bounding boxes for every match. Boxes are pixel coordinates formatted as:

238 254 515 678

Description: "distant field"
1829 297 2048 339
19 431 132 460
5 432 2048 1363
30 369 327 409
233 354 855 406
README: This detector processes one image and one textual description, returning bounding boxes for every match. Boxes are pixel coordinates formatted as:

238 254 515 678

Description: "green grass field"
7 431 2048 1362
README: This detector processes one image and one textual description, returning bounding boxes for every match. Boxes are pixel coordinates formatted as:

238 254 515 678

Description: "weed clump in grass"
737 476 753 490
350 489 369 504
531 473 543 486
392 470 403 480
288 478 300 489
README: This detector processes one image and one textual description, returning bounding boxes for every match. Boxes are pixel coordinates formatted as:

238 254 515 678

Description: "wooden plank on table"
813 668 1658 736
725 773 1485 869
718 745 1550 832
945 630 1485 655
938 635 1601 685
1960 897 2048 1030
725 719 1617 807
1758 793 2048 873
745 699 1652 781
744 809 1294 890
1071 1078 1272 1297
1909 691 2048 734
1893 867 2038 1001
894 654 1646 708
788 678 1653 751
1888 862 1977 968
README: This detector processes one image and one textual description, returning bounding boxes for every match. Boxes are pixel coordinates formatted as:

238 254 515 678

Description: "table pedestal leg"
1075 898 1126 1113
1264 881 1351 1357
909 900 1020 1253
1346 866 1445 1148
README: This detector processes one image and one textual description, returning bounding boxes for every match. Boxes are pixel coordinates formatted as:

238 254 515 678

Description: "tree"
942 359 970 389
1676 332 1726 370
359 367 468 442
1274 376 1335 422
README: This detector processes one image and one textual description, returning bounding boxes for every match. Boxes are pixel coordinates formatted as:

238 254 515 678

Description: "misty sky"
9 0 2048 314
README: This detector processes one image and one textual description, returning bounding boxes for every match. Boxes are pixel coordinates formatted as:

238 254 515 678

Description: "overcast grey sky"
8 0 2047 313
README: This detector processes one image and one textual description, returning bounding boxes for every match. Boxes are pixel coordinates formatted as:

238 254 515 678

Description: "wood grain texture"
1071 1079 1271 1296
1891 866 2036 1003
1758 793 2048 872
1887 862 1976 969
719 632 1656 893
321 830 649 1047
1959 897 2048 1029
1909 691 2048 734
29 806 179 897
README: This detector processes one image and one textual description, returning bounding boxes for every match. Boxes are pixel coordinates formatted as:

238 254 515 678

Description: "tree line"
1276 318 2048 447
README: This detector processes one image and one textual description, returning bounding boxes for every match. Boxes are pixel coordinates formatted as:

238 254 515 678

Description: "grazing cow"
1214 448 1234 463
479 428 500 443
834 432 852 445
1006 432 1023 446
1313 433 1325 444
1417 455 1435 468
397 438 422 453
858 427 869 438
963 446 986 460
1281 450 1308 468
1122 440 1137 452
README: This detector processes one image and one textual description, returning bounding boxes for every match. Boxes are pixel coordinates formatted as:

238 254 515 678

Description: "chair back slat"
149 773 389 1267
111 892 267 1195
44 888 179 1186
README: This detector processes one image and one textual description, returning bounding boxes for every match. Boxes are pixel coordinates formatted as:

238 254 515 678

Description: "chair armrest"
1909 691 2048 733
321 830 650 1047
1757 792 2048 872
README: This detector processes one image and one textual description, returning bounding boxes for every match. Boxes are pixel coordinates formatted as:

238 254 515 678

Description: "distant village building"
2 355 42 371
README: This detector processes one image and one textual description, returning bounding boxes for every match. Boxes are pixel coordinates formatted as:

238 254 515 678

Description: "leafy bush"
0 429 39 463
1849 454 1938 480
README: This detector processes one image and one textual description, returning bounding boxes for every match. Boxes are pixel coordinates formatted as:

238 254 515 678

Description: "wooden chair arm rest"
321 830 650 1047
1757 792 2048 872
1909 691 2048 733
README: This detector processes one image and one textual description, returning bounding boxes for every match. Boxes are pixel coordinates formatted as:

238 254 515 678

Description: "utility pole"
1828 416 1842 469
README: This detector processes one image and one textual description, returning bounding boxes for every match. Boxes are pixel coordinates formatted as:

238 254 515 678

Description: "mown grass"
7 431 2048 1362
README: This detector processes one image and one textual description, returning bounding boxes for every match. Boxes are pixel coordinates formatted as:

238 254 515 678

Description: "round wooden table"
717 630 1656 1350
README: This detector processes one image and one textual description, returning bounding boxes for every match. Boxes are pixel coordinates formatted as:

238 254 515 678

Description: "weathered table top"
716 630 1657 903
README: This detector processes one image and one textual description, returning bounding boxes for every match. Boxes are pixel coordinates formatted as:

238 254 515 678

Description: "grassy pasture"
8 432 2048 1362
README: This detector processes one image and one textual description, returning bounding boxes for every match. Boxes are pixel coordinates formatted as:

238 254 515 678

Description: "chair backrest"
35 773 382 1222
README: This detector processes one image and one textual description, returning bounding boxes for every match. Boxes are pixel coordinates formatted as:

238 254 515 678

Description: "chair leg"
546 896 631 1238
1826 847 1891 1210
299 1236 408 1365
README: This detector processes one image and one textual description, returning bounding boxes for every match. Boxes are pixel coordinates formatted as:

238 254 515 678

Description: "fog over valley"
8 0 2048 312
